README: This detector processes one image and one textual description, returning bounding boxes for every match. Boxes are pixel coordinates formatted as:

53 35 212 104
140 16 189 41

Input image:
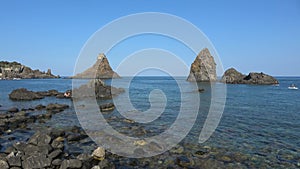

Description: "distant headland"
0 61 59 79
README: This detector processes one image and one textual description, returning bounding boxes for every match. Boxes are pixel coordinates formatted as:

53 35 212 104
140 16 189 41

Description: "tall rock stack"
187 48 217 82
73 53 120 79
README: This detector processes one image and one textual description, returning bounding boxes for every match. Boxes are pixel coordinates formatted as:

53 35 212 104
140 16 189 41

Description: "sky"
0 0 299 76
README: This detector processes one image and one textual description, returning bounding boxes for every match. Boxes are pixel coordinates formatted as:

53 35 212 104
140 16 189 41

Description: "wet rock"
6 152 21 167
176 156 193 167
49 129 66 138
67 133 88 142
169 145 184 154
46 103 69 111
60 159 82 169
8 107 19 113
92 147 105 161
35 104 46 110
194 146 211 158
100 103 115 112
198 88 205 93
0 160 9 169
9 88 44 101
22 155 51 169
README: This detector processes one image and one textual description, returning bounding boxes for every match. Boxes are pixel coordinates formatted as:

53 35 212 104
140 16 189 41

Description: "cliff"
187 48 217 82
0 61 59 79
73 53 120 79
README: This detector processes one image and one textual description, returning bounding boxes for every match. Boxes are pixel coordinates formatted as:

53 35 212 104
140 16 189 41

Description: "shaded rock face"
221 68 279 85
0 61 59 79
187 48 217 82
73 53 120 79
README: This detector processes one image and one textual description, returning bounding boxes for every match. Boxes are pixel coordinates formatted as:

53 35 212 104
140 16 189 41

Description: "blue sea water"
0 77 299 167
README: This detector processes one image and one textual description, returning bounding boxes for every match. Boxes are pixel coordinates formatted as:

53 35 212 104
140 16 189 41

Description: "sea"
0 77 299 168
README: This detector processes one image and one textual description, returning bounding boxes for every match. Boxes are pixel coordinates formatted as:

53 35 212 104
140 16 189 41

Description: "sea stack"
221 68 279 85
187 48 217 82
73 53 120 79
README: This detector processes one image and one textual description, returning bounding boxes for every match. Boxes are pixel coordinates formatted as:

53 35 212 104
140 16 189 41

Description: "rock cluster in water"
9 88 71 101
73 79 125 100
73 53 120 79
0 61 59 79
221 68 279 85
187 48 217 82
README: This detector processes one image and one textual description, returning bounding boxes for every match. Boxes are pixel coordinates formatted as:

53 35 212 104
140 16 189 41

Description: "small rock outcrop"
221 68 279 85
187 48 217 82
9 88 44 101
73 53 120 79
9 88 72 101
0 61 59 79
73 79 124 100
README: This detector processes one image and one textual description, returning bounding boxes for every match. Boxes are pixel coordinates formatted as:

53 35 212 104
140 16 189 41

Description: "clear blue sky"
1 0 299 76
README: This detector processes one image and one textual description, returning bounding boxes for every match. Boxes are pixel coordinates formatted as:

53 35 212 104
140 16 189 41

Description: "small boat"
288 84 298 90
13 78 21 80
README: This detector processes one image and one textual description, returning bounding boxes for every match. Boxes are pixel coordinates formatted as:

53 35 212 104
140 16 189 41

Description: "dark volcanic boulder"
221 68 279 85
9 88 44 101
187 48 217 82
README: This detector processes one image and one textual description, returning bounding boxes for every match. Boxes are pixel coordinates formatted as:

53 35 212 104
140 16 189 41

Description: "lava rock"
9 88 44 101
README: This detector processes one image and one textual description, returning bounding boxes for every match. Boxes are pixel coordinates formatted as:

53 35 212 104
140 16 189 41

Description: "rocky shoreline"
0 61 59 80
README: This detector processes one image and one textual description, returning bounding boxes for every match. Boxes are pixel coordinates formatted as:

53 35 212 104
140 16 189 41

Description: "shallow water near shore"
0 77 300 168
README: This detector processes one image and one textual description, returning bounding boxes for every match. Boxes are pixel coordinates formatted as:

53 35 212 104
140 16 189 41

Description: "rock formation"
73 53 120 79
73 79 125 100
187 48 217 82
221 68 279 85
0 61 59 79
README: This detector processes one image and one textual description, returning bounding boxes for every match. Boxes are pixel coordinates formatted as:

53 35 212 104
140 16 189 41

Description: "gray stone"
28 132 52 146
22 155 51 169
6 152 21 167
0 160 9 169
187 48 217 82
60 159 82 169
48 149 62 159
52 159 62 166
